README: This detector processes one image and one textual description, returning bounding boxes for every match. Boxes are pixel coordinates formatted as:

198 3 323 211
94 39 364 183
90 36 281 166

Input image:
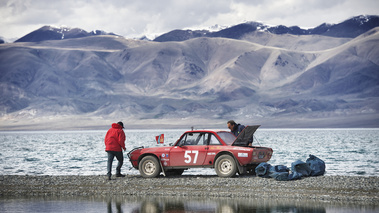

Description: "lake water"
0 128 378 213
1 195 378 213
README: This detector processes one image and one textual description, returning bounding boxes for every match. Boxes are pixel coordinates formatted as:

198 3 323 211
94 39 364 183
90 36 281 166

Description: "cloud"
0 0 378 41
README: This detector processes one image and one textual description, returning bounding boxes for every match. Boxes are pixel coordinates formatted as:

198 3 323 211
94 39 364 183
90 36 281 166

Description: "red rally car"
127 125 273 178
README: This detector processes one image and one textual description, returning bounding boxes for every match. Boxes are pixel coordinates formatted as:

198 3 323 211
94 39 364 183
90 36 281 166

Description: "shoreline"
1 175 378 204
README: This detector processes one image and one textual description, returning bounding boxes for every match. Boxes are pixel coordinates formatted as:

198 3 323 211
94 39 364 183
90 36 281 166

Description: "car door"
169 132 209 167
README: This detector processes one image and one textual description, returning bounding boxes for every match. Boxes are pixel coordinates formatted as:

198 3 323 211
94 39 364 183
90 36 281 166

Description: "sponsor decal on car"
209 146 222 150
207 152 216 155
233 147 251 151
238 153 249 157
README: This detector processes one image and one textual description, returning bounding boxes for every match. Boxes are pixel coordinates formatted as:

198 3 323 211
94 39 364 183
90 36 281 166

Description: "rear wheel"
215 155 237 177
139 156 161 178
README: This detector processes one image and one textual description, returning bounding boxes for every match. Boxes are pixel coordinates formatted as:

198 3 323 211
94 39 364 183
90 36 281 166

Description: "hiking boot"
116 174 125 177
108 175 111 180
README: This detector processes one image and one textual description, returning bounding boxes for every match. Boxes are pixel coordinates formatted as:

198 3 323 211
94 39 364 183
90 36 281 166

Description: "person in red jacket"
105 122 126 180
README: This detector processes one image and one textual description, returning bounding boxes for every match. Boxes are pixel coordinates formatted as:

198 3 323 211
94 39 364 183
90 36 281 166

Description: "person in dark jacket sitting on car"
227 120 246 137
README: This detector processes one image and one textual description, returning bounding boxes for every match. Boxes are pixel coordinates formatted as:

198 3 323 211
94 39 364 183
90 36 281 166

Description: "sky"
1 0 378 41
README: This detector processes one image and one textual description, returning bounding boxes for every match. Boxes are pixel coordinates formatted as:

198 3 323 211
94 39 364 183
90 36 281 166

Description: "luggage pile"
255 154 326 181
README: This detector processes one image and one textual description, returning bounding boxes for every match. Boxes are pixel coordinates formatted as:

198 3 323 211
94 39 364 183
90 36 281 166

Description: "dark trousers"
107 151 124 177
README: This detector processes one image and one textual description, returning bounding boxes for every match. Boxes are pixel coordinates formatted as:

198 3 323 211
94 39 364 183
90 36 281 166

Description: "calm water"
0 195 378 213
0 128 378 176
0 129 378 213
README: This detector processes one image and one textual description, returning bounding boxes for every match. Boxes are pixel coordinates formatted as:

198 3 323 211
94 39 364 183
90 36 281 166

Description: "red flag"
155 134 164 144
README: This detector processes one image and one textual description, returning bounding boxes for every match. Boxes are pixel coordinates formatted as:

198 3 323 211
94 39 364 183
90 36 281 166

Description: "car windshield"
217 132 236 145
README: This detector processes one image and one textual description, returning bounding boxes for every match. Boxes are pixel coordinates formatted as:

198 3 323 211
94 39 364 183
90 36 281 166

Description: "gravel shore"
1 175 378 204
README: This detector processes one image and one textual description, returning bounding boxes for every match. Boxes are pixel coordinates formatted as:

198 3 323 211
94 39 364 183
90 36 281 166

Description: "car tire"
215 155 237 177
139 156 162 178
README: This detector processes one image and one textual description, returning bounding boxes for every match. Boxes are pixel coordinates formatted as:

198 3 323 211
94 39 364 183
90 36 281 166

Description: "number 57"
184 150 199 164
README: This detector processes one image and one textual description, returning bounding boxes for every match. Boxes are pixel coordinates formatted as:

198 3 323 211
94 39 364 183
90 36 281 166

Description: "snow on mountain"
14 26 117 43
154 15 379 42
0 20 378 130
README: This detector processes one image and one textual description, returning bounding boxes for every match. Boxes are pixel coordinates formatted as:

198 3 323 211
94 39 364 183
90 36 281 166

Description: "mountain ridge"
14 26 118 43
9 15 379 44
0 18 378 130
154 15 379 42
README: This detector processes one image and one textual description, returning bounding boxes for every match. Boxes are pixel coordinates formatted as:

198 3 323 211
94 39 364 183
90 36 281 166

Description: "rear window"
217 132 236 145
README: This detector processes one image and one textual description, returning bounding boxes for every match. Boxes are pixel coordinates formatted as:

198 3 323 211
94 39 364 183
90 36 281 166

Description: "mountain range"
0 15 378 130
14 26 117 43
154 15 379 41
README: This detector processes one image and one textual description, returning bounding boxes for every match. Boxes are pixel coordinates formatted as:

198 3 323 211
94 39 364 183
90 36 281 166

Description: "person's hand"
123 148 126 151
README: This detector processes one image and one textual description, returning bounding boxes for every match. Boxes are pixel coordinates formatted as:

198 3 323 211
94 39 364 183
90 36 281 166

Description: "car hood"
232 125 260 146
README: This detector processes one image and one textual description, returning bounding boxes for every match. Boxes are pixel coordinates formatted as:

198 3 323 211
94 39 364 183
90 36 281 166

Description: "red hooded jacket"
104 123 126 152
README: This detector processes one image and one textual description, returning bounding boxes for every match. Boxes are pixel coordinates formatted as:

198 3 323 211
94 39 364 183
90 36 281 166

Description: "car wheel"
139 156 162 178
215 155 237 177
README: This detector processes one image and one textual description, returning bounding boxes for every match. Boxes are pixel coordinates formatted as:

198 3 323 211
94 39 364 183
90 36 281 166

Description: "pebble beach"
1 175 378 205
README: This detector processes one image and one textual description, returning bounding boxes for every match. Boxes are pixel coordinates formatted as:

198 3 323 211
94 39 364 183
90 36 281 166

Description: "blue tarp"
256 163 289 178
255 154 325 181
306 154 326 176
